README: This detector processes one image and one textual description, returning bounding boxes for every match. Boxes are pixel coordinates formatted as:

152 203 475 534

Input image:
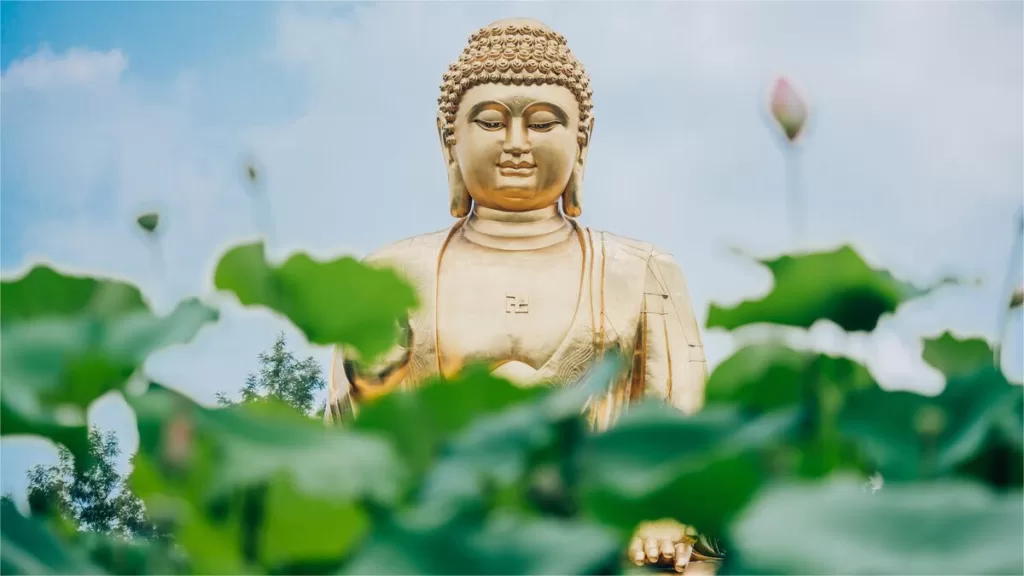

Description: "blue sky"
2 1 1022 502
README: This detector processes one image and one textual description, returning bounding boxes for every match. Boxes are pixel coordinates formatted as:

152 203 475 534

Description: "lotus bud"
770 77 809 142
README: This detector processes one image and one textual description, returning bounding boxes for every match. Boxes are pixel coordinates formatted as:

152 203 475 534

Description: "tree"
26 427 160 540
216 331 327 416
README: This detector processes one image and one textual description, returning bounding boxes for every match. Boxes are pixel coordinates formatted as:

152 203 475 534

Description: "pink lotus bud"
769 77 809 142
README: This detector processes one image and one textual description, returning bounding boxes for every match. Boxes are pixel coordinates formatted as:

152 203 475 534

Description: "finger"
628 537 645 566
674 541 694 573
682 560 720 575
644 539 661 564
660 538 676 560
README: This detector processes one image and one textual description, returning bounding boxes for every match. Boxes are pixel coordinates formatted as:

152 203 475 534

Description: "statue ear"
562 117 594 218
438 116 471 218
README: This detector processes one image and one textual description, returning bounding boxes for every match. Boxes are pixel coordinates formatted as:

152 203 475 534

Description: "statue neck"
462 205 572 251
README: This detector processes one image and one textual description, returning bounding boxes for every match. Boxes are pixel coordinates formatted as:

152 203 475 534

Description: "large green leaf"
0 266 146 323
342 508 621 575
0 498 104 575
840 335 1022 481
128 384 404 572
213 242 417 360
131 383 405 503
258 475 370 572
0 266 216 466
922 332 996 380
352 365 545 479
707 246 949 332
77 532 187 576
730 477 1024 575
578 402 798 537
706 343 874 409
706 344 876 478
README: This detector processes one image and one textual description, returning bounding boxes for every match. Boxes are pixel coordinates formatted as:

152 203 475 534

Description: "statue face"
451 83 581 212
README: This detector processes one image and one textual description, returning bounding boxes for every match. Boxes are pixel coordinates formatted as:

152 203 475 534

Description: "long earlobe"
563 117 593 218
448 160 471 218
439 115 470 218
561 167 582 218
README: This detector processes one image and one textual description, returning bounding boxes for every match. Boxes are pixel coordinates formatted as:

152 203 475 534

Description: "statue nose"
502 119 531 154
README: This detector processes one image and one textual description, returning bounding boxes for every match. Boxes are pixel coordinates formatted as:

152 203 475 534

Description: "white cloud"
1 47 127 91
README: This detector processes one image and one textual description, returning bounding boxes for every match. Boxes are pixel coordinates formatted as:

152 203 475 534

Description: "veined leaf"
213 242 417 361
0 266 216 466
707 246 952 332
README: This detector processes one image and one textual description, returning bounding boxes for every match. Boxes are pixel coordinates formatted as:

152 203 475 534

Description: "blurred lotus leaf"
839 334 1022 482
1 497 105 574
0 266 216 467
213 242 417 361
342 508 621 576
707 246 951 332
578 402 798 537
136 213 160 234
706 343 876 478
730 477 1024 575
128 384 402 573
77 532 187 575
352 365 545 480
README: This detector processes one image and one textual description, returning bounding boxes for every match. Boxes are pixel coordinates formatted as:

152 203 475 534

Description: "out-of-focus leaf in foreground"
352 365 545 480
342 510 621 576
840 334 1022 482
77 532 187 576
706 343 876 410
730 477 1024 575
706 343 876 478
922 332 998 381
213 242 417 361
128 384 403 572
0 497 104 575
0 266 216 466
578 402 797 537
707 246 951 332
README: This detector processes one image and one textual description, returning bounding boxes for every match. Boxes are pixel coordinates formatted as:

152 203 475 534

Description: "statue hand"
628 520 717 574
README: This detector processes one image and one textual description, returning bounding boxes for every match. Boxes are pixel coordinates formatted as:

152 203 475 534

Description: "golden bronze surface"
324 17 719 573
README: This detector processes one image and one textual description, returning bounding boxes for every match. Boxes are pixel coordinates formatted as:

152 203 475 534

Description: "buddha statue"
324 18 721 573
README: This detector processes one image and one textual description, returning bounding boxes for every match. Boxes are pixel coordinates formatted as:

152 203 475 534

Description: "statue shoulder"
583 228 687 273
363 227 452 272
582 227 656 264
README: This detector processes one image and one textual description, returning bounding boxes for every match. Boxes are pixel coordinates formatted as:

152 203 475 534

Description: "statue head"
438 18 594 218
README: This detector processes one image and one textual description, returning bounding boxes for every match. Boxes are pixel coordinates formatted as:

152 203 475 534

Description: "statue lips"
497 160 536 177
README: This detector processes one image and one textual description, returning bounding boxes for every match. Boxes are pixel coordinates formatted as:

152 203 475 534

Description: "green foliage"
2 243 1021 575
1 266 216 468
731 477 1023 575
135 214 160 234
839 334 1022 482
127 383 402 573
1 497 103 575
27 428 158 539
213 241 417 361
706 246 951 332
215 332 326 415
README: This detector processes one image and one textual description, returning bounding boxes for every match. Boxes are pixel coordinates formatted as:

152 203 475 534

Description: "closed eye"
528 122 558 132
475 120 504 130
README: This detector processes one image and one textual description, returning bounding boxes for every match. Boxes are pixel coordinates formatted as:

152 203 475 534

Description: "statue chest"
435 239 583 371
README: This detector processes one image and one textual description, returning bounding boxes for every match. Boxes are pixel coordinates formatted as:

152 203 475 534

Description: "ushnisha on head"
437 18 595 218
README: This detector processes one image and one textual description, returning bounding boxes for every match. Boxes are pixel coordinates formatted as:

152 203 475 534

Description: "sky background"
2 1 1022 502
